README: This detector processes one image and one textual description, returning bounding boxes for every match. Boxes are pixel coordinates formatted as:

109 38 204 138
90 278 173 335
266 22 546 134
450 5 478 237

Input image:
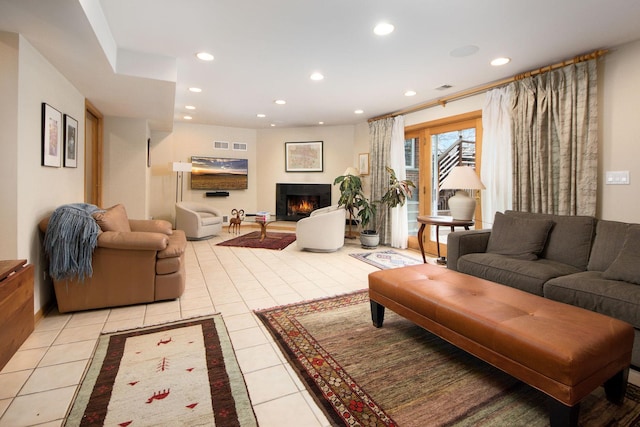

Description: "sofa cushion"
457 253 580 296
602 226 640 284
486 212 553 260
93 204 131 233
505 210 595 270
545 271 640 328
587 220 630 272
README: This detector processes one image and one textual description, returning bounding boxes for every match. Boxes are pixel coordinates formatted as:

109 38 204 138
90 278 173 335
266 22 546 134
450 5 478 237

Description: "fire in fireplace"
276 183 331 221
287 195 319 216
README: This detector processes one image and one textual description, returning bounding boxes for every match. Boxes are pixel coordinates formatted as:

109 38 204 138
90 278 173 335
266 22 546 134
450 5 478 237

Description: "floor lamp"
172 162 192 203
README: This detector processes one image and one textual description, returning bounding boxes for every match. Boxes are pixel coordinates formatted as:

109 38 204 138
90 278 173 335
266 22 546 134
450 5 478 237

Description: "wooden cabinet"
0 260 34 370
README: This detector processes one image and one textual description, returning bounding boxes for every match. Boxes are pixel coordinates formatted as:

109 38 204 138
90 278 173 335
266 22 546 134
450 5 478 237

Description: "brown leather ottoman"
368 264 634 426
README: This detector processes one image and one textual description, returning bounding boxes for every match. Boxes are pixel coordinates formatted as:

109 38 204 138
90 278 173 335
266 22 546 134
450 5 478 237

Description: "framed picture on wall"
41 103 62 167
63 114 78 168
359 153 370 175
285 141 323 172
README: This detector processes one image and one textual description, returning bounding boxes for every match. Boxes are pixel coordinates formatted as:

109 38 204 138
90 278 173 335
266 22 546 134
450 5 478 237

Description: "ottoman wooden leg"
548 398 579 427
370 300 385 328
604 368 629 404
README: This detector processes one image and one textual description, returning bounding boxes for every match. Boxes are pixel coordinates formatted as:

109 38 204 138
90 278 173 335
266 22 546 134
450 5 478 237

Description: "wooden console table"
0 259 35 370
417 216 474 265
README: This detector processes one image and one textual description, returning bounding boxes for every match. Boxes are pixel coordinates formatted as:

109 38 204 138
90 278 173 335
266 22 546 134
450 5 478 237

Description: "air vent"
233 142 248 151
435 84 453 91
214 141 229 150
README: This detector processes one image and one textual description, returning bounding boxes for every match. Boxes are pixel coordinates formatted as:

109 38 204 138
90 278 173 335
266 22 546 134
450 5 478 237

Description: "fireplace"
276 183 331 221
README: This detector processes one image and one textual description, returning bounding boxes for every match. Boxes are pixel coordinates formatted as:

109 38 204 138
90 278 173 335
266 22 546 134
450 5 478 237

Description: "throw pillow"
486 212 554 260
93 204 131 232
602 226 640 284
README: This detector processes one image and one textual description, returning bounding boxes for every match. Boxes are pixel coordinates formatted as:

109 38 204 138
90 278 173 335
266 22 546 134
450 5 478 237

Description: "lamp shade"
440 166 485 190
343 166 360 176
440 166 485 221
172 162 192 172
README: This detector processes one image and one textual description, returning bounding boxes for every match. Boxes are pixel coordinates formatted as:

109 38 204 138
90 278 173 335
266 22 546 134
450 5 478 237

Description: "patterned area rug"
255 291 640 426
217 231 296 250
350 249 423 269
65 315 257 427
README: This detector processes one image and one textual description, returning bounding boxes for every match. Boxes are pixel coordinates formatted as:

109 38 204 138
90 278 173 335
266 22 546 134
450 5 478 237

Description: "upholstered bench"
368 264 634 426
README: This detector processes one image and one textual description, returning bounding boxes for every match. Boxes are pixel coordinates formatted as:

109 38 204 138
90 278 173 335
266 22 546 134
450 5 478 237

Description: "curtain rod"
367 49 608 123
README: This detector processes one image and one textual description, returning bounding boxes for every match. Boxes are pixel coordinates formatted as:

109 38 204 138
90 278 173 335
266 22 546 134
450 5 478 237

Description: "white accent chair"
296 205 346 252
175 202 223 240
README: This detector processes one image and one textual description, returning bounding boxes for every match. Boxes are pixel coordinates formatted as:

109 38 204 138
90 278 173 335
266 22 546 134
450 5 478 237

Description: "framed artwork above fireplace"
285 141 323 172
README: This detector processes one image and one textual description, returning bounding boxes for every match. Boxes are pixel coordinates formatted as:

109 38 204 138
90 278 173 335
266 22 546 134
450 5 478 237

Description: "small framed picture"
63 114 78 168
359 153 370 175
285 141 323 172
42 103 62 168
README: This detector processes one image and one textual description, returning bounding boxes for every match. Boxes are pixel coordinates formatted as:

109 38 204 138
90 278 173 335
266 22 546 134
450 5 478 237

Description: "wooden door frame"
85 99 103 207
405 110 483 257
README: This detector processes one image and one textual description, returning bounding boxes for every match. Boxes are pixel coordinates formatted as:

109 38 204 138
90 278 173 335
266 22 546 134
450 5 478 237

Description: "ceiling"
2 0 640 131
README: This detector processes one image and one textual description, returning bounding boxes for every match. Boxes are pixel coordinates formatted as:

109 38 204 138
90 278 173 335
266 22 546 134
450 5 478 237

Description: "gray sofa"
447 210 640 367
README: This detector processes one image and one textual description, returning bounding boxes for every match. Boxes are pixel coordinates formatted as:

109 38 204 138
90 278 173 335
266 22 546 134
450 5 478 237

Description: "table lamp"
439 166 485 220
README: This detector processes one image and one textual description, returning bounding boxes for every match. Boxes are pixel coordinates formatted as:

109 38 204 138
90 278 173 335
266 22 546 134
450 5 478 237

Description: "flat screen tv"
191 156 248 190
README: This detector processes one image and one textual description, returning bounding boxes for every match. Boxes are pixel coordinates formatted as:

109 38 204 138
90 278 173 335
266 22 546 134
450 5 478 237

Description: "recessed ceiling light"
257 113 266 118
196 52 214 61
189 87 202 93
374 22 394 36
274 99 286 105
404 90 417 97
310 72 324 81
185 105 196 110
354 109 364 114
491 57 511 66
183 115 193 120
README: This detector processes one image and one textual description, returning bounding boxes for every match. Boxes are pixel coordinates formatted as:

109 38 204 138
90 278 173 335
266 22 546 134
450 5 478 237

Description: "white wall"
102 117 149 219
599 40 640 222
255 126 356 213
150 123 258 223
0 32 19 261
12 34 85 313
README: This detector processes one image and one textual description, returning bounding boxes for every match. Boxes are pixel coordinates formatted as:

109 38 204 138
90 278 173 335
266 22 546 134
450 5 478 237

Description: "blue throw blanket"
43 203 104 281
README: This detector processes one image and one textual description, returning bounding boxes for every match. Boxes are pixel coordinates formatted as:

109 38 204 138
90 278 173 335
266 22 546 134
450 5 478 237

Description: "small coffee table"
246 214 279 242
417 215 474 264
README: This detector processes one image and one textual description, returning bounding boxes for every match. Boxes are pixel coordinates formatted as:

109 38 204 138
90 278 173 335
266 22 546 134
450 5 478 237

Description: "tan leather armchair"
175 201 223 240
39 204 187 313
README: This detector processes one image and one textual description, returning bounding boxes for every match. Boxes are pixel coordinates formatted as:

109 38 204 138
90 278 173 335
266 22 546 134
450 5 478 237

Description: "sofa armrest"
98 231 169 251
446 230 491 272
129 219 173 235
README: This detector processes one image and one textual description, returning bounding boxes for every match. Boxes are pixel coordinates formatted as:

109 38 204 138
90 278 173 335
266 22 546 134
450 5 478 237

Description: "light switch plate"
605 171 630 185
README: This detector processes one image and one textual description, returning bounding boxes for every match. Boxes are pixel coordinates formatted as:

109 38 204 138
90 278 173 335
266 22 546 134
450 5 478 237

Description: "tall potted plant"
359 166 416 248
333 172 369 239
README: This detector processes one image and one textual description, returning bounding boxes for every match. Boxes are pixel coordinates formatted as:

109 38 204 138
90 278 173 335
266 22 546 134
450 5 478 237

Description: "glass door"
406 112 483 258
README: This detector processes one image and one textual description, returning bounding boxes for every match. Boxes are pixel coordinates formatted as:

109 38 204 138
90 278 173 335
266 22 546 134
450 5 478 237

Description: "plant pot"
360 230 379 249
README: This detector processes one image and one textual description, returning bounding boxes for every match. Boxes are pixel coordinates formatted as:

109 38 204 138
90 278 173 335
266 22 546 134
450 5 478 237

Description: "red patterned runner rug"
217 231 296 250
65 315 256 427
255 290 640 426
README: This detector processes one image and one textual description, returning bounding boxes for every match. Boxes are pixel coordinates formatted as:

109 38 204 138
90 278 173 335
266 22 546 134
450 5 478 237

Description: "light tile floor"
0 228 399 426
1 228 638 426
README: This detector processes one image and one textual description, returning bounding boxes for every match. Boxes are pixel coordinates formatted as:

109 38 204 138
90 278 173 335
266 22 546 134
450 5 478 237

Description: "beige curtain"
369 118 394 243
512 59 598 216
